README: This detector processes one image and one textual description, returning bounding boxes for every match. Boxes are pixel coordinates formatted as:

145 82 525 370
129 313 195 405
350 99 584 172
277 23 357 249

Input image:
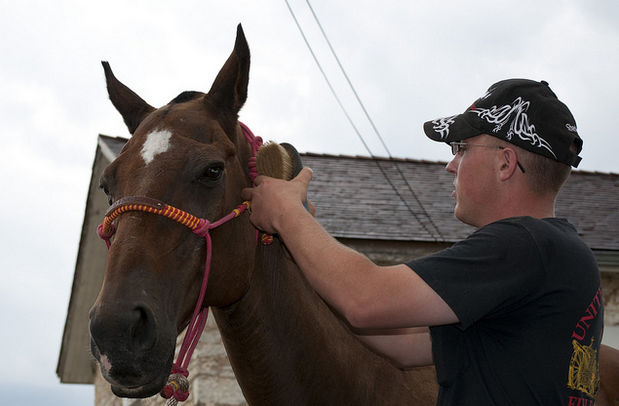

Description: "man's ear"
498 147 520 181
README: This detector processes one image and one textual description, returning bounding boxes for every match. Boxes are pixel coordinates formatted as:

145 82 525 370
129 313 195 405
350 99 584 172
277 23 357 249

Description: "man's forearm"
354 327 434 368
243 170 458 330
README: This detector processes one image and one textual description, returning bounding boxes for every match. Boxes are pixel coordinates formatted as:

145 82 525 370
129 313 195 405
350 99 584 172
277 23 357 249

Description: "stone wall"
602 272 619 326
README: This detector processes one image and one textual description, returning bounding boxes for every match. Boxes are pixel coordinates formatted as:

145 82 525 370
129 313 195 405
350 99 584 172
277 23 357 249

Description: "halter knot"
96 223 115 249
248 156 259 183
161 371 190 406
247 138 263 183
240 121 263 183
192 219 211 237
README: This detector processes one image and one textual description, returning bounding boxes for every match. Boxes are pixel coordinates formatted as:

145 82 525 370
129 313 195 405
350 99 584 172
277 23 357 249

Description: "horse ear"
205 24 250 117
101 61 156 135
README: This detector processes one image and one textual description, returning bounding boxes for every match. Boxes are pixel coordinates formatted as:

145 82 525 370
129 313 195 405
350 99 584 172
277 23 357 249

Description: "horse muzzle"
89 300 177 398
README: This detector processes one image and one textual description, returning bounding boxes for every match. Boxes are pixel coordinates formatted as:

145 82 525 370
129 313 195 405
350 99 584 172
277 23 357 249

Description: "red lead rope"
96 122 260 405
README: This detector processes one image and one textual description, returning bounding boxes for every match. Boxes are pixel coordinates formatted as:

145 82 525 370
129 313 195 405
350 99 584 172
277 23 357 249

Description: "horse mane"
169 91 203 105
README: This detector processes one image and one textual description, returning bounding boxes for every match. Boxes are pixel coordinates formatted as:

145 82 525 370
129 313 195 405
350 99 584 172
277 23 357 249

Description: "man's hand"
241 167 314 235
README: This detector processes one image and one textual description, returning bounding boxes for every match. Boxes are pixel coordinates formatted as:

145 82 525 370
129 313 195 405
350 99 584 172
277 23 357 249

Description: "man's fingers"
293 167 314 186
241 187 253 201
307 200 316 217
244 167 313 205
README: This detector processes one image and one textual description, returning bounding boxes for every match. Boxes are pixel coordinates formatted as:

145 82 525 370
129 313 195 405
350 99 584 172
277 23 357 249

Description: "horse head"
89 25 258 398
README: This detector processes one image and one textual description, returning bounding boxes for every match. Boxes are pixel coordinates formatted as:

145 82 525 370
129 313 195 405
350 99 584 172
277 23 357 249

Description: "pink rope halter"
97 122 262 405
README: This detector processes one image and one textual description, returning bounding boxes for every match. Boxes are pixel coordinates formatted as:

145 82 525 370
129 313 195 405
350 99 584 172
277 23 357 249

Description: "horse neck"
212 240 435 406
212 240 346 386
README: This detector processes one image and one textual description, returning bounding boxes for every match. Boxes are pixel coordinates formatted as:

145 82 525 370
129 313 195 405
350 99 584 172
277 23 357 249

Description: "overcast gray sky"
1 1 618 404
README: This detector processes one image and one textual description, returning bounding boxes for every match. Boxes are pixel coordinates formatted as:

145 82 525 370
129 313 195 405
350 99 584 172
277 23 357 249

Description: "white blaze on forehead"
141 129 173 164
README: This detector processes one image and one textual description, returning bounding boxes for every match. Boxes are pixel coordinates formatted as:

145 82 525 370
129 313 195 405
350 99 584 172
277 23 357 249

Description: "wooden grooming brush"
255 141 313 215
255 141 295 180
255 140 312 214
254 141 312 247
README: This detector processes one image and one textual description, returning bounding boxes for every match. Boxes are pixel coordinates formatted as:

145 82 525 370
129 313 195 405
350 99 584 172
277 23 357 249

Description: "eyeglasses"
449 142 526 173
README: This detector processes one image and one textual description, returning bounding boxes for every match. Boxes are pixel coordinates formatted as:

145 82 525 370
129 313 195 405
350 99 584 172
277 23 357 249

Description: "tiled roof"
99 136 619 251
303 153 619 250
556 170 619 250
303 154 474 243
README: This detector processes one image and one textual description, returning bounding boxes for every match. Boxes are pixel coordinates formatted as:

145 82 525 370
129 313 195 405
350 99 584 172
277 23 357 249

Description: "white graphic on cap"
432 115 458 140
470 96 556 159
479 89 492 100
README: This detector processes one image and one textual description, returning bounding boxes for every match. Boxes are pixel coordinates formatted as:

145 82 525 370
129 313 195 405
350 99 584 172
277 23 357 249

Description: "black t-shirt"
406 217 603 406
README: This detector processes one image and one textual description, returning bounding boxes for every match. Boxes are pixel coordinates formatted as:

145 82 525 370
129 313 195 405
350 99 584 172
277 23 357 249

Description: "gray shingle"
302 153 619 250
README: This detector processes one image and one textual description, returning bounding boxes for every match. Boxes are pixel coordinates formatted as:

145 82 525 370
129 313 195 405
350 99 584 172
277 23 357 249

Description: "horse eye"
198 165 224 184
100 185 114 206
206 167 221 178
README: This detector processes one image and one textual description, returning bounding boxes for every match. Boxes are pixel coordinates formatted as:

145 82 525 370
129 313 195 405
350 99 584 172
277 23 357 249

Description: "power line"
283 0 374 156
303 0 394 158
284 0 444 242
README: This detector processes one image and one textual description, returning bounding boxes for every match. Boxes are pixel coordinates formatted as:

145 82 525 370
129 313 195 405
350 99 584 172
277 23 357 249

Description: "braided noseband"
97 122 261 405
97 196 251 249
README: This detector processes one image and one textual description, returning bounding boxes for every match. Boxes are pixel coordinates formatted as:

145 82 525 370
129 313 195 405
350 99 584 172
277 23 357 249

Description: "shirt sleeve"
406 218 546 330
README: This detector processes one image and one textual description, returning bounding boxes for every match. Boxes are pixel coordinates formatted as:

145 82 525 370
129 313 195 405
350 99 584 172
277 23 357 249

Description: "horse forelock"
169 91 204 105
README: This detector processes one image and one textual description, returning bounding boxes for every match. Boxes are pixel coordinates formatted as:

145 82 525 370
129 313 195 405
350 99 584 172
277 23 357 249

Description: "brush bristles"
255 141 295 180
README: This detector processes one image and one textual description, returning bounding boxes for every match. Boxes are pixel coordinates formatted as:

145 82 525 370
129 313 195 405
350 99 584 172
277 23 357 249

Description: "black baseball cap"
423 79 583 167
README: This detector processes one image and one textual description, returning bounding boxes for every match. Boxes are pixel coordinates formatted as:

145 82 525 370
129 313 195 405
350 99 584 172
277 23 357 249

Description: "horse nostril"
131 305 158 352
89 302 159 356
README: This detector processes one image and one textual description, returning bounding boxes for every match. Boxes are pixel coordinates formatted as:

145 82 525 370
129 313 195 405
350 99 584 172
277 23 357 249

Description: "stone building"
58 135 619 405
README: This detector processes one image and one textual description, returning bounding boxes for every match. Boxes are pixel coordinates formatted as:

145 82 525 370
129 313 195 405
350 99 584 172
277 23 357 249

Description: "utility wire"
283 0 374 156
303 0 393 158
285 0 445 241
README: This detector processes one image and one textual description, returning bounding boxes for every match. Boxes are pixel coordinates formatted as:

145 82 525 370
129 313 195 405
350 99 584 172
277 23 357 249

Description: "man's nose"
446 156 458 174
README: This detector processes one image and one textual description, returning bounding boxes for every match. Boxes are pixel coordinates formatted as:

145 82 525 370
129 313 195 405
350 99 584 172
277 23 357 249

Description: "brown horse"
89 24 618 405
89 24 438 405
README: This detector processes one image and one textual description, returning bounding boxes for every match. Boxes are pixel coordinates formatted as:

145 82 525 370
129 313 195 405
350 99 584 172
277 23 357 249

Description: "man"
242 79 603 405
